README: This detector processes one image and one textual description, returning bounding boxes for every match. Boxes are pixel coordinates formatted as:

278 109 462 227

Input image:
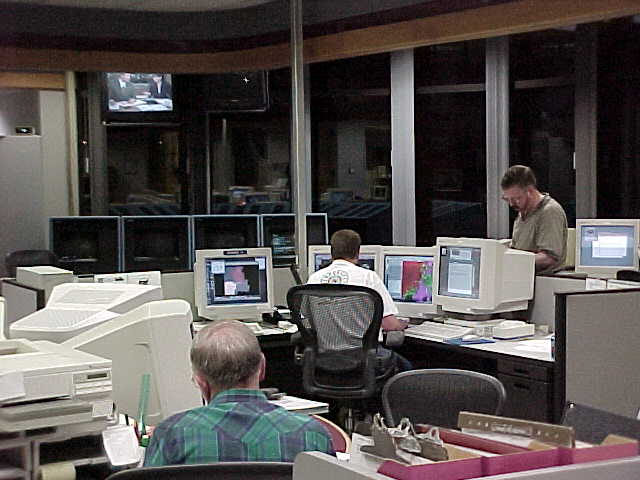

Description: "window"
414 41 487 245
310 54 392 244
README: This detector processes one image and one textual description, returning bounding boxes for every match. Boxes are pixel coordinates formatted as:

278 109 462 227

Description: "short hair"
331 229 361 260
501 165 537 190
190 321 262 391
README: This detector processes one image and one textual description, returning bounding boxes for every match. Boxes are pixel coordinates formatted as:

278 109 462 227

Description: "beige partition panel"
529 275 585 331
565 289 640 418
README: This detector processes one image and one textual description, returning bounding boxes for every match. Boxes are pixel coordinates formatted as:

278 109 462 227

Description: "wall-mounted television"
103 72 178 123
198 71 269 113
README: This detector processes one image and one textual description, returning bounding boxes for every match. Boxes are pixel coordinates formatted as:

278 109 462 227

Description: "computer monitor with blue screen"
575 219 640 278
381 246 438 317
194 248 274 321
434 237 535 315
307 245 382 275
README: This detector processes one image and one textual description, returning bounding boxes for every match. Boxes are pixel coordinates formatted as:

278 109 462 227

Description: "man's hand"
535 251 557 272
382 314 407 331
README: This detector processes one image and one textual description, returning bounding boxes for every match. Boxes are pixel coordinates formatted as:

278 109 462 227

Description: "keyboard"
407 322 474 341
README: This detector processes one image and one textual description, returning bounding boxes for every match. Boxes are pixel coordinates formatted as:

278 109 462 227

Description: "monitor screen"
437 246 481 299
194 248 274 321
579 225 636 267
310 252 378 272
204 256 268 307
106 73 173 113
193 215 259 252
358 254 377 271
384 255 434 304
271 233 295 257
134 230 179 261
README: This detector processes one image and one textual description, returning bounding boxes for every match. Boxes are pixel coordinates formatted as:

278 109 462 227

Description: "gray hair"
190 321 262 391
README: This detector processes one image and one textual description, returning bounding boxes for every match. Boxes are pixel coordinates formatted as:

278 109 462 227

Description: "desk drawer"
497 359 551 382
498 373 552 422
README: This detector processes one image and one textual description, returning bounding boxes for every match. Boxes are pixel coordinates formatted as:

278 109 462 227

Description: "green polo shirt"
512 194 568 274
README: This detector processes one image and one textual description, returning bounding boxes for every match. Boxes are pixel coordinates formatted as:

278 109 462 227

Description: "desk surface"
405 330 553 363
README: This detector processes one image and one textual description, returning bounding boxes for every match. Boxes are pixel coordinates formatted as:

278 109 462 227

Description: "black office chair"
5 249 58 278
382 368 507 428
561 402 640 444
287 284 397 430
106 462 293 480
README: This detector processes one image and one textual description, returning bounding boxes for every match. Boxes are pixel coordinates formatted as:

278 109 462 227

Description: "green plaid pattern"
144 389 334 466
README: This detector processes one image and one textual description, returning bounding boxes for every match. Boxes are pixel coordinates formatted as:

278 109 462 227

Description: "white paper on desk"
513 339 551 353
585 277 607 290
270 396 327 411
0 370 26 402
102 425 143 466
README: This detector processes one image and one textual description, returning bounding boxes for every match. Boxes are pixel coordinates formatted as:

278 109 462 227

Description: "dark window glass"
106 126 184 216
208 68 291 215
414 41 487 246
510 29 576 227
310 54 392 245
597 17 640 218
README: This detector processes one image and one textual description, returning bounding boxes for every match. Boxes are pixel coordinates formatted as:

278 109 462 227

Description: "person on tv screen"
148 73 172 99
108 72 137 103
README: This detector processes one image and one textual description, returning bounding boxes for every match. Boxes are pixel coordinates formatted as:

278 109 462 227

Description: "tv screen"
104 73 177 123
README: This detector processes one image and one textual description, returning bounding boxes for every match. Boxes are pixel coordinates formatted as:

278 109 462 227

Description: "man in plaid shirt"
144 321 334 466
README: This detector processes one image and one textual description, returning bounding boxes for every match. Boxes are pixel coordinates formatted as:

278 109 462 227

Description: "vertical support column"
390 49 416 246
290 0 309 276
575 24 598 219
486 36 510 239
65 72 79 216
87 72 108 216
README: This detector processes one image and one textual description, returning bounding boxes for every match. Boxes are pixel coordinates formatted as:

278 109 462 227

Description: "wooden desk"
398 334 557 422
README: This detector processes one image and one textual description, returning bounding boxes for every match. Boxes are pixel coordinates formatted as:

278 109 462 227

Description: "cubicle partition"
555 287 640 419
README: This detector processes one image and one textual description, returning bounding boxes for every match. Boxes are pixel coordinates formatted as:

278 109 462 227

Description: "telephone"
492 320 535 340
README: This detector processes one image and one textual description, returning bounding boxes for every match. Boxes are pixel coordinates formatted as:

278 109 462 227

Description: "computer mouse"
462 334 480 341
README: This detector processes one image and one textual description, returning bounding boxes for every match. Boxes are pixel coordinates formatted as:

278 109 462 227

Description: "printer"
9 282 162 342
0 338 113 432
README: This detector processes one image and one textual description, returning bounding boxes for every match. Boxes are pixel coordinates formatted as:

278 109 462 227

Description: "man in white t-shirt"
307 229 412 372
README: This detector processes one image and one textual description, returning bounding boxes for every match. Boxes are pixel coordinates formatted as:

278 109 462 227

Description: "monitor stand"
442 310 528 328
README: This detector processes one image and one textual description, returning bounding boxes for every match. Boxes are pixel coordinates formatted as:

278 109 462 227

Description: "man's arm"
535 250 557 272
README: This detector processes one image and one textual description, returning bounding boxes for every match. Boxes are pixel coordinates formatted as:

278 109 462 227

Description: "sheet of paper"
102 425 143 466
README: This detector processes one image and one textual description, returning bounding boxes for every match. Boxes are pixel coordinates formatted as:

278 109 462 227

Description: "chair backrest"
382 369 507 428
287 283 383 400
106 462 293 480
5 250 58 278
562 401 640 444
311 414 351 453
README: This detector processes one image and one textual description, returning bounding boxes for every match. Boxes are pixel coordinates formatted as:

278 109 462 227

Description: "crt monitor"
193 215 260 254
307 245 382 274
575 219 640 278
122 216 191 273
261 214 296 266
194 248 274 321
64 299 201 426
381 246 438 317
434 237 535 315
50 216 121 274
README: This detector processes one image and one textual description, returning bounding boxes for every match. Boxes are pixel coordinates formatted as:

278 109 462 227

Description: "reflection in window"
597 17 640 218
415 41 487 246
208 68 292 215
510 29 576 227
310 54 392 245
106 126 184 216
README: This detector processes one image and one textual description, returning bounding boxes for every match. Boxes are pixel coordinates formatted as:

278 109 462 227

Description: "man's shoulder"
539 195 568 221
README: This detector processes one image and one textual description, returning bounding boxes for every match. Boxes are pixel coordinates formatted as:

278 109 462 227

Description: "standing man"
144 321 333 466
307 229 411 371
501 165 568 274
